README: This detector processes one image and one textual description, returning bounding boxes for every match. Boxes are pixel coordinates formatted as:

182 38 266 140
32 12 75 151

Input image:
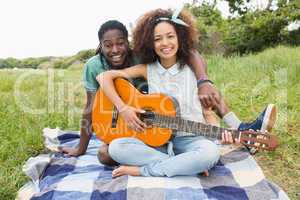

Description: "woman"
97 8 230 177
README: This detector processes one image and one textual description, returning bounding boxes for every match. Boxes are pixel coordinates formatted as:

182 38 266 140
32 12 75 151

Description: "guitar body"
92 78 279 151
92 78 176 147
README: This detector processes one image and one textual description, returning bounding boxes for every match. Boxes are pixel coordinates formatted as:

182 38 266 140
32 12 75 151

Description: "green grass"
0 46 299 199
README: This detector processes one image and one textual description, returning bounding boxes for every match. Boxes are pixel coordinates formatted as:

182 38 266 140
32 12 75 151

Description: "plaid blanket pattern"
18 128 289 200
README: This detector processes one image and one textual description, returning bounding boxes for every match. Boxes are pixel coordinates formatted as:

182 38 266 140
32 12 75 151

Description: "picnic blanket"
17 127 289 200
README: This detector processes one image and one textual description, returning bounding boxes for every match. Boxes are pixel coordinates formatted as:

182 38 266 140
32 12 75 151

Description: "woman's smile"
160 47 173 54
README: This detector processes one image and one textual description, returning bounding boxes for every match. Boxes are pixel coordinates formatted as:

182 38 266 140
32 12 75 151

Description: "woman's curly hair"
132 8 199 67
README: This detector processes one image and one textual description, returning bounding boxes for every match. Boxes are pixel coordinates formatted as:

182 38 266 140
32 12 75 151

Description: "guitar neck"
152 114 240 140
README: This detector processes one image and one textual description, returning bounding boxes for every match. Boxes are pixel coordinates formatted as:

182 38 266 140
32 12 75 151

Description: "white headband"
157 6 189 27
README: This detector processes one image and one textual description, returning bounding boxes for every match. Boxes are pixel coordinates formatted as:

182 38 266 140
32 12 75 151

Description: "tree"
187 0 299 54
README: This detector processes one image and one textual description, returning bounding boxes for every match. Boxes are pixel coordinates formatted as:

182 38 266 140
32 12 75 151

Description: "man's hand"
198 82 221 109
59 146 83 157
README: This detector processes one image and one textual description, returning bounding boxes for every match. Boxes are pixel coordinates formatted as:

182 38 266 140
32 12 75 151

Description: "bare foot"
112 165 141 178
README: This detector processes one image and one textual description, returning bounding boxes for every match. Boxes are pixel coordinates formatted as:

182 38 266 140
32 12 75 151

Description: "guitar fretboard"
152 114 240 140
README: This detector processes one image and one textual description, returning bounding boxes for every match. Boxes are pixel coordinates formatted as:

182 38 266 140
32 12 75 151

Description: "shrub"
75 49 95 62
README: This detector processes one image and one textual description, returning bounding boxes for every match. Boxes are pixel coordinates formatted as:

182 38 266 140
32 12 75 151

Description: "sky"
0 0 230 59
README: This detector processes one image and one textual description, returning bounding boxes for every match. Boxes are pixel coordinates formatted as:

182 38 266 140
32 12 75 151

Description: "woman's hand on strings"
118 105 146 132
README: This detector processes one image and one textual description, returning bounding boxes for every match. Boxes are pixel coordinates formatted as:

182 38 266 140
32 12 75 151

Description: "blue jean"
108 135 220 177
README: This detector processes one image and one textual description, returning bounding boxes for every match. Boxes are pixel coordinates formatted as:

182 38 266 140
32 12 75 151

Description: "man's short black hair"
98 20 128 41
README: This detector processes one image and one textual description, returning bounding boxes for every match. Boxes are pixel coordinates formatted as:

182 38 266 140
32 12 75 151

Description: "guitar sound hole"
139 108 155 127
111 106 118 128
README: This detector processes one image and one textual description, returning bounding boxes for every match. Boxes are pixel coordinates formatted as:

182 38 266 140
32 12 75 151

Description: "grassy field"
0 46 299 199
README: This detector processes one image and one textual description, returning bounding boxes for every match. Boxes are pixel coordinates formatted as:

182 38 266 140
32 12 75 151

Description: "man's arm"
189 50 221 108
189 50 208 78
60 91 95 156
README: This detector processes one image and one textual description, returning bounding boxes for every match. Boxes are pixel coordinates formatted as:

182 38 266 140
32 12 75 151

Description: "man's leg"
211 97 277 132
212 96 230 118
97 144 119 166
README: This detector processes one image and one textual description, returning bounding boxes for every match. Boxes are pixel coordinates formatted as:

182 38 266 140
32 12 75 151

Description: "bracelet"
197 79 214 88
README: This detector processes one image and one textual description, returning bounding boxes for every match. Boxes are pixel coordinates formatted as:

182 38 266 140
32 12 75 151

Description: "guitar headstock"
239 130 279 151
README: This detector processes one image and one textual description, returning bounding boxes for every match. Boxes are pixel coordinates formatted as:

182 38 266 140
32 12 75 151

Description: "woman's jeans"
108 135 220 177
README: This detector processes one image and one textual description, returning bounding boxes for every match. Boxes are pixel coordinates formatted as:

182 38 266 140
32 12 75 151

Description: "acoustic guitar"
92 78 279 151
